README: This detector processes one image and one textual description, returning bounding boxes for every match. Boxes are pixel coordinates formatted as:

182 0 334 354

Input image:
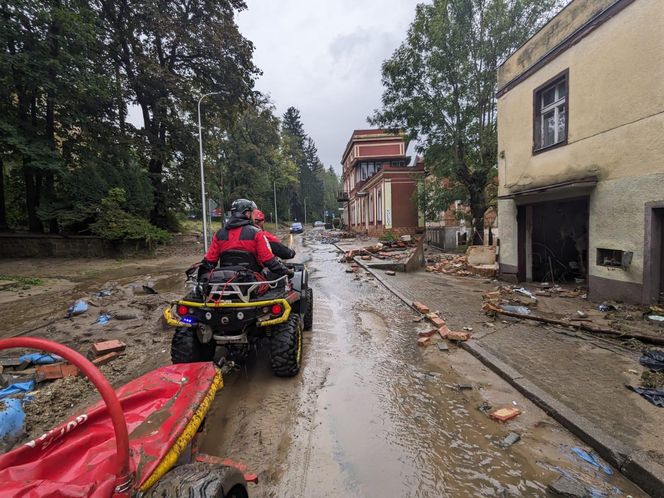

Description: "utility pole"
273 181 278 229
304 198 307 226
197 91 222 251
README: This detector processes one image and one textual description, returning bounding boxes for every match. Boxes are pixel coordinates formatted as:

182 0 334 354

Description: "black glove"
287 268 295 278
264 256 289 277
197 259 215 282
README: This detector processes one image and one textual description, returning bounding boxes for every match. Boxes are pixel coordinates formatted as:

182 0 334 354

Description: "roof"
341 129 408 164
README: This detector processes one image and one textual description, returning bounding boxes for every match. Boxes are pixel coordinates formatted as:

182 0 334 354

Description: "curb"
342 254 664 497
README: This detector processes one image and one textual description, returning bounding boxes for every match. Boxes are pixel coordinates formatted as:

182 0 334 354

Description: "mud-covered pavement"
0 234 649 495
200 235 646 497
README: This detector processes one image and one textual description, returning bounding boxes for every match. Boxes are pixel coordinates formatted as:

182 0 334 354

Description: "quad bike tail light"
177 305 189 317
270 304 283 315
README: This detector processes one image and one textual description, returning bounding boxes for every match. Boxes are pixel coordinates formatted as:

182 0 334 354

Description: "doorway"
645 206 664 303
518 198 589 283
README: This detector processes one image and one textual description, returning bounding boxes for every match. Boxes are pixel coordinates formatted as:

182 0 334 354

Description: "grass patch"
0 275 44 290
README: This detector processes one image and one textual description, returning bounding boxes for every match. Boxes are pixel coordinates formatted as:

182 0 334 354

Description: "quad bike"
0 337 251 497
163 250 313 377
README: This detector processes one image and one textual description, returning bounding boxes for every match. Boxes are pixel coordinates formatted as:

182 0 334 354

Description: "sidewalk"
355 261 664 496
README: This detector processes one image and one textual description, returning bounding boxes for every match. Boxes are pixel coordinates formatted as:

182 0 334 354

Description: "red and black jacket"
263 230 296 260
202 216 288 276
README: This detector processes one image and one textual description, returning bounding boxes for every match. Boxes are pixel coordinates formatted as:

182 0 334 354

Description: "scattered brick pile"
425 254 498 278
425 254 472 276
412 301 471 347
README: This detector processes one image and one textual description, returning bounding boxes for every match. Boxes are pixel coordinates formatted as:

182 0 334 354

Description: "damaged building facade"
339 129 425 237
496 0 664 304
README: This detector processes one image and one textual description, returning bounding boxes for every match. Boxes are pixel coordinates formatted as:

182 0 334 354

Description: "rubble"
90 340 126 357
412 301 430 314
489 407 521 422
500 432 521 448
417 337 431 347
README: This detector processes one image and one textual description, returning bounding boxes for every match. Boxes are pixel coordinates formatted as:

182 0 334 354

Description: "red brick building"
338 129 425 237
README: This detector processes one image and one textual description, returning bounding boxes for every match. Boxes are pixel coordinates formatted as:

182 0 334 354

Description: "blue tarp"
0 398 26 442
18 353 63 365
571 447 613 475
0 381 35 400
65 299 88 318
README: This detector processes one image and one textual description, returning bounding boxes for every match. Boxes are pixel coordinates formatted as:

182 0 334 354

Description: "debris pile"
626 349 664 407
425 252 498 278
339 237 418 264
425 254 473 276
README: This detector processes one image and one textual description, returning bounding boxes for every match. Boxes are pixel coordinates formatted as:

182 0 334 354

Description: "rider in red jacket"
199 199 289 279
253 209 296 260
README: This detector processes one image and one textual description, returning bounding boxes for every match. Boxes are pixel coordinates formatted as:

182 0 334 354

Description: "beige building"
496 0 664 303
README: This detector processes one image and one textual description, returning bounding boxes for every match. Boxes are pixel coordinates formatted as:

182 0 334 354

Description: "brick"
92 351 121 366
418 329 437 338
446 330 470 342
489 407 520 422
361 255 372 261
437 325 451 339
417 336 431 347
427 315 446 328
91 339 126 356
412 301 430 314
36 363 79 381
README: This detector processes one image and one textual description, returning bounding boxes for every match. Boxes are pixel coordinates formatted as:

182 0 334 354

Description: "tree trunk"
469 187 486 246
24 167 43 233
0 157 9 231
149 157 168 228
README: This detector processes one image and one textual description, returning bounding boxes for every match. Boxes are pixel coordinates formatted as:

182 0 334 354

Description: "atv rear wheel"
270 315 303 377
147 462 247 498
303 288 314 330
171 327 215 364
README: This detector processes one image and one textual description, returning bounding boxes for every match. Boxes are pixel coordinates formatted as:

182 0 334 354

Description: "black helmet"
230 198 257 214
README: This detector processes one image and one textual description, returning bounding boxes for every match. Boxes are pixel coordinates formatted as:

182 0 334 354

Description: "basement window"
596 248 633 269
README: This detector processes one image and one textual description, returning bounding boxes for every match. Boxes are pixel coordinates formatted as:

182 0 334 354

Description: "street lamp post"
198 91 222 252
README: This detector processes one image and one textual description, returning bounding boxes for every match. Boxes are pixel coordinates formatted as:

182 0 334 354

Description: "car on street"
290 221 304 234
313 221 325 229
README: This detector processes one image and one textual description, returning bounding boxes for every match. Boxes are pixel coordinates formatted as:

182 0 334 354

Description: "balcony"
336 191 350 202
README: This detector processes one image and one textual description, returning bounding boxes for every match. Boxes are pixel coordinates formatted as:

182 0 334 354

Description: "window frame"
532 69 569 154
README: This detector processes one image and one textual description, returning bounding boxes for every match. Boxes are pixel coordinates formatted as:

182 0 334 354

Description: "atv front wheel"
147 462 247 498
171 327 215 363
303 288 314 331
270 315 303 377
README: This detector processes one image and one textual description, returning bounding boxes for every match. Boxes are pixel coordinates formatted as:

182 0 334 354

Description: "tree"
371 0 560 243
95 0 259 229
0 0 116 233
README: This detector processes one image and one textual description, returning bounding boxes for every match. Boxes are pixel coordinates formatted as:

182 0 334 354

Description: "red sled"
0 337 249 497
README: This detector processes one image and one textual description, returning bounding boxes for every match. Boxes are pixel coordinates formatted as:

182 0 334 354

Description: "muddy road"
0 234 647 496
200 235 646 497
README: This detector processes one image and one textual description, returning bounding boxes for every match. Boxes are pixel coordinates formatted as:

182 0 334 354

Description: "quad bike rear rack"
186 274 289 304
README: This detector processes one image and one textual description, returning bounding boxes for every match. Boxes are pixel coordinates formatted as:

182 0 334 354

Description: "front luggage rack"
186 275 288 303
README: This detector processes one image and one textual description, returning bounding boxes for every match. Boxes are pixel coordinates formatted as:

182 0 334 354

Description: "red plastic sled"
0 337 225 497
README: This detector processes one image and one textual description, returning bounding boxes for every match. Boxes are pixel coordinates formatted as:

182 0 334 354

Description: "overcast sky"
237 0 422 172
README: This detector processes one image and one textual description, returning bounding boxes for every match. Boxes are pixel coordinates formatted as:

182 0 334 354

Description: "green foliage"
0 275 43 290
379 230 396 242
372 0 561 242
90 188 170 247
0 2 337 236
416 179 465 222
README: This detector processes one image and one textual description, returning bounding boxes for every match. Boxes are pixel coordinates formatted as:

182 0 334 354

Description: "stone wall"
0 233 152 258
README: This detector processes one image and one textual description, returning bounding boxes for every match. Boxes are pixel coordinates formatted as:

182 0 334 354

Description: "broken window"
596 248 633 269
534 71 568 151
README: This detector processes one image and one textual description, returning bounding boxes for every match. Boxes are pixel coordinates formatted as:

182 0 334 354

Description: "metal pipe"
0 337 131 489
